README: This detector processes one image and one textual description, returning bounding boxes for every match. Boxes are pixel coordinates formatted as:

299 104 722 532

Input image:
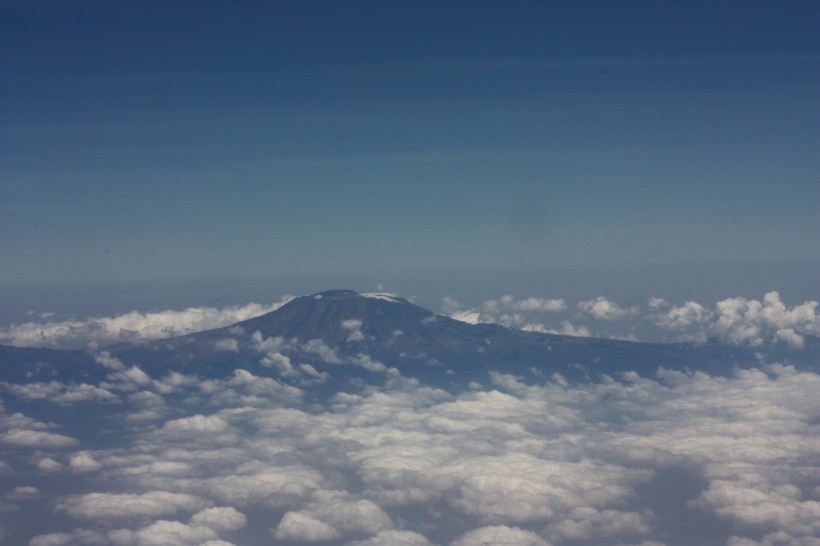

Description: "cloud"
1 380 119 404
0 427 77 448
29 533 74 546
273 512 341 542
447 295 566 328
213 338 239 352
108 519 218 545
346 530 437 546
68 452 103 473
514 297 567 312
0 297 294 349
55 491 211 522
713 291 819 349
28 530 107 546
188 507 247 533
447 291 820 348
450 525 551 546
647 292 820 348
578 297 638 321
342 319 365 342
3 335 820 544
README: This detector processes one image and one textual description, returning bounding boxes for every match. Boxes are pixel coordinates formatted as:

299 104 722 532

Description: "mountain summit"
103 290 770 382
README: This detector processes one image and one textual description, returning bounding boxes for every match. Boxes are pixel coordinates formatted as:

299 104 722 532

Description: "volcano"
4 290 812 389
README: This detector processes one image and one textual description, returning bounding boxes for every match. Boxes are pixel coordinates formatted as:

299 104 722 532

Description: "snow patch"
361 293 403 303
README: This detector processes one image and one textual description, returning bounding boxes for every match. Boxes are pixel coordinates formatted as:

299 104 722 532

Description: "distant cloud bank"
0 297 294 349
446 291 820 349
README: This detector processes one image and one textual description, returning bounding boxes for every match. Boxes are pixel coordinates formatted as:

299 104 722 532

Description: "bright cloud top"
446 291 820 348
4 357 819 545
0 297 294 349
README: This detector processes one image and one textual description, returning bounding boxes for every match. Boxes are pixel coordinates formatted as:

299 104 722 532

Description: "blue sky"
1 1 818 295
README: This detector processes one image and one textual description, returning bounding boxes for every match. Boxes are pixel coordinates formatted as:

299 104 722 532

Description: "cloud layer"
2 350 818 545
0 297 294 349
446 291 820 348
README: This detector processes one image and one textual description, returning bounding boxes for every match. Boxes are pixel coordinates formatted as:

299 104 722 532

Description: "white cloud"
29 530 107 546
449 295 566 328
69 452 103 473
0 427 77 448
108 519 219 546
38 457 63 472
578 297 638 321
714 291 819 348
2 381 119 404
301 338 343 364
447 291 820 347
213 338 239 352
95 351 126 370
346 530 437 546
29 533 74 546
450 310 482 324
273 512 341 542
4 326 819 544
342 319 365 342
293 490 393 536
543 507 652 542
450 525 551 546
542 321 592 338
188 507 247 533
56 491 211 521
0 297 294 349
514 297 567 312
441 295 463 315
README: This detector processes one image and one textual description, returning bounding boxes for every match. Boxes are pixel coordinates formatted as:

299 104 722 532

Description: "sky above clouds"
1 0 818 291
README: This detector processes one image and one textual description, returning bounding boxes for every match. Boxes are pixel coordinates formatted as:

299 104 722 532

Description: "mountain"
2 290 815 390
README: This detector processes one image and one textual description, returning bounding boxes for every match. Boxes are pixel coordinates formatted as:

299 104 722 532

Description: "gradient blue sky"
2 1 818 292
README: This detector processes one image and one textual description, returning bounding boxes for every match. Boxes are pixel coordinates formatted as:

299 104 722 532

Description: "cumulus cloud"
68 452 103 473
713 291 819 349
646 291 820 348
346 530 436 546
450 525 551 546
188 507 247 533
578 297 638 321
446 294 566 328
55 491 211 521
444 291 820 348
213 338 239 352
342 319 365 342
0 297 294 349
273 512 341 542
2 380 119 404
0 427 77 448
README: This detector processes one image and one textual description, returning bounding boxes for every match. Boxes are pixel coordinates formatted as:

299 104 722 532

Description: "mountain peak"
308 290 407 305
236 289 431 346
309 289 359 299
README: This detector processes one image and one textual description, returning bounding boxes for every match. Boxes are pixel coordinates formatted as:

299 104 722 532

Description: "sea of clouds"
1 352 819 544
